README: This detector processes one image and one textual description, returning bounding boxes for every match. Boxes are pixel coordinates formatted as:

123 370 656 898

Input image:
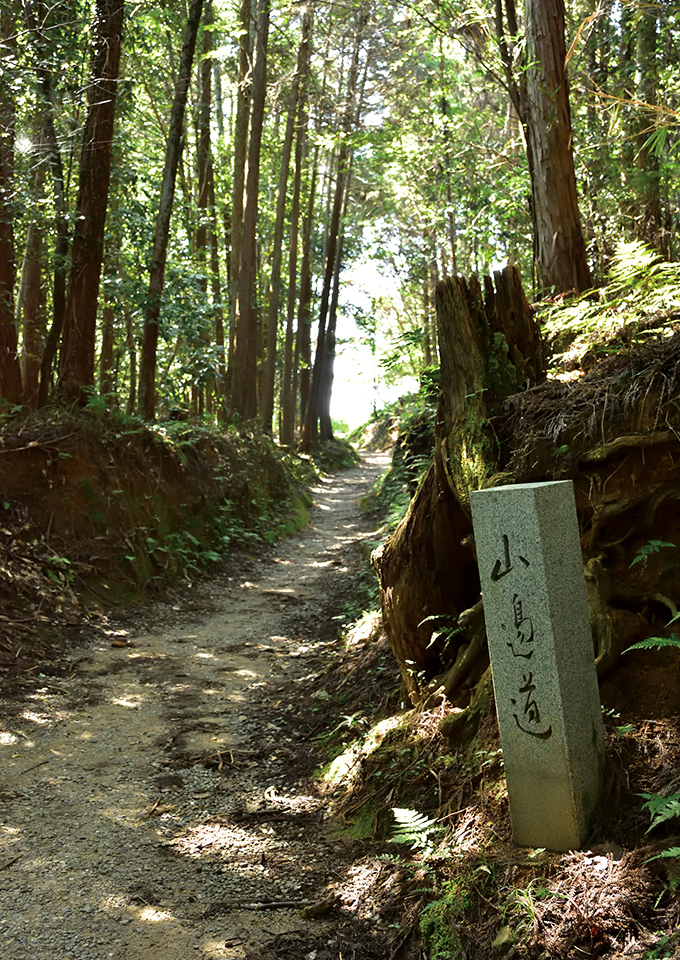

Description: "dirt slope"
0 453 393 960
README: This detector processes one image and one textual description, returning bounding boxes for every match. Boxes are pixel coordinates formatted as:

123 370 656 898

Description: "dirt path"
0 453 393 960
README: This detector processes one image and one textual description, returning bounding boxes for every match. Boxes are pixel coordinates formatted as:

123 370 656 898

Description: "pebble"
0 456 390 960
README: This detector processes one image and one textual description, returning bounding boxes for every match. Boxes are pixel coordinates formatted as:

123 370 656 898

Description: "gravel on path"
0 453 394 960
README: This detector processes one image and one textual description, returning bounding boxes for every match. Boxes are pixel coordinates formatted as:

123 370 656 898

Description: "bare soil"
0 453 398 960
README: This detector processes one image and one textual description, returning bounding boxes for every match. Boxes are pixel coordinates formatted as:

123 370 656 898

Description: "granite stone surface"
470 480 605 851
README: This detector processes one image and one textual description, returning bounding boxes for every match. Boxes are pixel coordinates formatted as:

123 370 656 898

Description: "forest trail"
0 452 393 960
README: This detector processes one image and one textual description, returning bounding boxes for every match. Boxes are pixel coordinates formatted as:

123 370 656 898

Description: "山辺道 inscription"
470 481 605 852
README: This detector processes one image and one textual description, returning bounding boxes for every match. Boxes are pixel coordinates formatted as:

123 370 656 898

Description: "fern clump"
390 807 441 855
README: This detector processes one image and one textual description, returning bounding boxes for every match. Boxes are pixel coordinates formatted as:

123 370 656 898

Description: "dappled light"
1 0 679 954
0 456 395 958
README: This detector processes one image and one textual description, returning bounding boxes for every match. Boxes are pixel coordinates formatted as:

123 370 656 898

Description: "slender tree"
227 0 251 381
0 6 22 404
230 0 270 422
138 0 204 419
300 1 369 450
58 0 124 400
17 147 46 409
523 0 591 293
261 3 314 434
280 6 314 445
24 1 71 405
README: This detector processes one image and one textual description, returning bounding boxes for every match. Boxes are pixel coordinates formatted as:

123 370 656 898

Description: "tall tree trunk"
261 4 313 434
195 0 214 413
300 2 368 451
16 144 46 410
0 7 22 405
208 168 227 413
293 143 319 437
138 0 203 420
280 15 314 445
280 81 308 445
25 1 71 405
58 0 124 401
230 0 269 423
524 0 591 294
99 303 115 396
196 2 213 277
227 0 251 387
318 231 344 441
18 215 45 409
633 3 661 251
125 308 136 415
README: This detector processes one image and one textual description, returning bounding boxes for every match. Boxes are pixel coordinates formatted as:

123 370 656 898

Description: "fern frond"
646 847 680 863
639 791 680 832
391 807 440 851
624 634 680 654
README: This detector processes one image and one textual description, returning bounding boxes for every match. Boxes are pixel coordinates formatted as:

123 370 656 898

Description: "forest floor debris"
0 452 402 960
1 438 680 959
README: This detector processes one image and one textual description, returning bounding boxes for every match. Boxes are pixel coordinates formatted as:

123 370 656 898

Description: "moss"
418 879 471 960
486 331 523 402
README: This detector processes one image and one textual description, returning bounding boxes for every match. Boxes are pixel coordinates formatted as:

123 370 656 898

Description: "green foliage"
543 241 680 364
503 878 553 937
418 877 474 960
601 706 636 739
624 634 680 654
640 931 680 960
639 791 680 832
390 807 441 855
418 613 462 655
630 541 676 568
646 847 680 864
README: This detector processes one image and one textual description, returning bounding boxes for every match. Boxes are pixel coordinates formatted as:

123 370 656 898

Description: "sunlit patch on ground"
137 904 175 923
20 709 52 725
110 695 146 709
168 821 270 860
336 859 385 918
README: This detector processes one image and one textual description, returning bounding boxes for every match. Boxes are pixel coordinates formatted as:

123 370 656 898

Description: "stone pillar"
470 480 605 852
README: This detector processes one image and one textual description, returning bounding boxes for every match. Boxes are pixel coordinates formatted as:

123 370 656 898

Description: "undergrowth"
541 239 680 367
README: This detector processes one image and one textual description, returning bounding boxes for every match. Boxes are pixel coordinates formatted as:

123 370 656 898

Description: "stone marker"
470 480 605 852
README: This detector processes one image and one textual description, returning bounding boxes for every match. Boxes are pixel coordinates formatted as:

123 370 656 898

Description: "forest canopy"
0 0 678 437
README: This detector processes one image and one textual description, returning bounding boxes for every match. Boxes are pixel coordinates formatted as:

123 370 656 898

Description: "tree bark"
230 0 269 423
293 143 319 437
524 0 591 294
0 7 22 405
18 215 45 409
318 230 344 441
138 0 203 419
373 266 545 702
125 308 136 415
99 302 115 397
58 0 124 401
279 62 309 445
227 0 252 383
208 168 227 413
24 1 71 406
261 4 313 434
300 3 368 451
633 3 661 251
195 0 214 413
16 144 46 410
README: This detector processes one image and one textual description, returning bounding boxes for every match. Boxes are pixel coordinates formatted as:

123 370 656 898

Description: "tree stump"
373 266 545 705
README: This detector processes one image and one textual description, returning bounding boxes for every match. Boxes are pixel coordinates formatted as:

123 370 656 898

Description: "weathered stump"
373 266 545 705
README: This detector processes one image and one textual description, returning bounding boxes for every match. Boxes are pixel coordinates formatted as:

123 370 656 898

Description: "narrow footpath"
0 453 394 960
